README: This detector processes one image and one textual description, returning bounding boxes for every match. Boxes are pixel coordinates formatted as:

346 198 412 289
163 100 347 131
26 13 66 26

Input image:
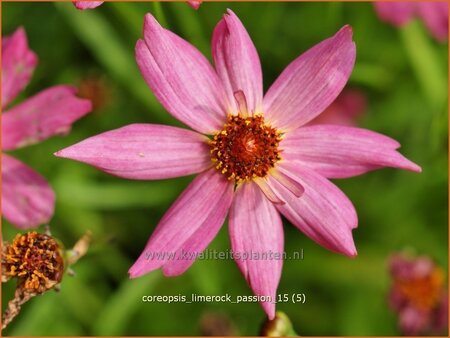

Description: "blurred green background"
2 1 448 336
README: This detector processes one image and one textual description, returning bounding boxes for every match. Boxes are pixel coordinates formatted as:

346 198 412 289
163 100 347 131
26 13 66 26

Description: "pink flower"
389 253 448 335
73 1 201 10
307 88 367 126
2 28 92 229
374 2 448 42
56 10 421 318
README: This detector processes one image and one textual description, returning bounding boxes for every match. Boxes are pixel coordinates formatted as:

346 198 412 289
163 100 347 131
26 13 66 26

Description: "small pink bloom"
389 253 448 335
307 88 366 126
56 10 421 318
2 28 92 229
374 1 448 42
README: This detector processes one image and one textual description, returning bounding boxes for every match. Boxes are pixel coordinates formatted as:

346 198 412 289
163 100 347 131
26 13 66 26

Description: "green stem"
110 2 142 38
400 20 447 110
152 2 168 28
54 2 164 119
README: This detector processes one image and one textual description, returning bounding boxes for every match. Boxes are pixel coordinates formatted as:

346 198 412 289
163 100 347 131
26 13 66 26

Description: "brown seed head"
2 232 64 293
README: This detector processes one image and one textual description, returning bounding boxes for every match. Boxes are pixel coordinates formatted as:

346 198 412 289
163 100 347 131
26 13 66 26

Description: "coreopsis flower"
307 88 366 126
389 253 448 335
73 1 202 10
1 28 92 229
374 2 448 42
56 10 421 318
1 230 91 329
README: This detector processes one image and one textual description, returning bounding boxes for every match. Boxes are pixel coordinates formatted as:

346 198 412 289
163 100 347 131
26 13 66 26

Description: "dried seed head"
2 232 64 294
210 114 282 183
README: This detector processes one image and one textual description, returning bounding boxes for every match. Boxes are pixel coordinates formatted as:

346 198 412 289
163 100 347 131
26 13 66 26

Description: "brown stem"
66 230 92 265
2 287 36 330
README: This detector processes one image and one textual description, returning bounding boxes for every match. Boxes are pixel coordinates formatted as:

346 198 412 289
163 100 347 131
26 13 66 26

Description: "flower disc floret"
210 114 282 182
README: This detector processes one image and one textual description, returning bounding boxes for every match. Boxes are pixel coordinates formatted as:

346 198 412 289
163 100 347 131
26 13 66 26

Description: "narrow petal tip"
54 146 74 159
341 24 353 35
187 0 202 10
53 149 65 158
347 246 358 258
128 261 147 279
143 13 159 31
392 151 422 173
410 163 422 173
264 303 276 320
225 8 236 17
73 1 104 10
128 269 139 279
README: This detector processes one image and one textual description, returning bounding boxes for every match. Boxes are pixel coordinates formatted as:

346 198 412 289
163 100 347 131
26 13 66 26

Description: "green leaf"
92 273 160 335
400 20 447 110
54 2 164 119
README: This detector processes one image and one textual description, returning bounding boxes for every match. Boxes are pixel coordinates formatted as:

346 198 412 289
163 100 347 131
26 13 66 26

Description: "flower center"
396 266 445 311
210 114 282 182
2 232 64 293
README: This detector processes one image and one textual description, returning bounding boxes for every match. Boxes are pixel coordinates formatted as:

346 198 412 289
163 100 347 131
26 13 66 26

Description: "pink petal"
212 9 263 115
2 154 55 229
399 307 430 335
253 177 285 205
2 85 92 151
254 168 304 205
136 14 228 134
263 26 356 131
187 0 202 10
129 169 233 277
373 2 416 26
55 124 212 180
2 27 38 108
229 182 284 319
73 1 104 10
417 2 449 42
272 162 358 256
281 125 422 179
270 168 305 197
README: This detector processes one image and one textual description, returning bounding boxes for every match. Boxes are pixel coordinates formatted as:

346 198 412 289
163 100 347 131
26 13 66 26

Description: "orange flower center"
396 267 445 311
2 232 64 293
210 114 282 182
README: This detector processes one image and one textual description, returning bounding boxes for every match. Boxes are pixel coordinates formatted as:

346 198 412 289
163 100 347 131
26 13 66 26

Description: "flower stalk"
1 229 92 329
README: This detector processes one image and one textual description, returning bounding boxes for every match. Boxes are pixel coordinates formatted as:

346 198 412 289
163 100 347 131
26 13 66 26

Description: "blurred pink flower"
307 88 367 126
73 1 201 10
374 2 448 42
1 28 92 229
56 10 421 318
389 253 448 335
